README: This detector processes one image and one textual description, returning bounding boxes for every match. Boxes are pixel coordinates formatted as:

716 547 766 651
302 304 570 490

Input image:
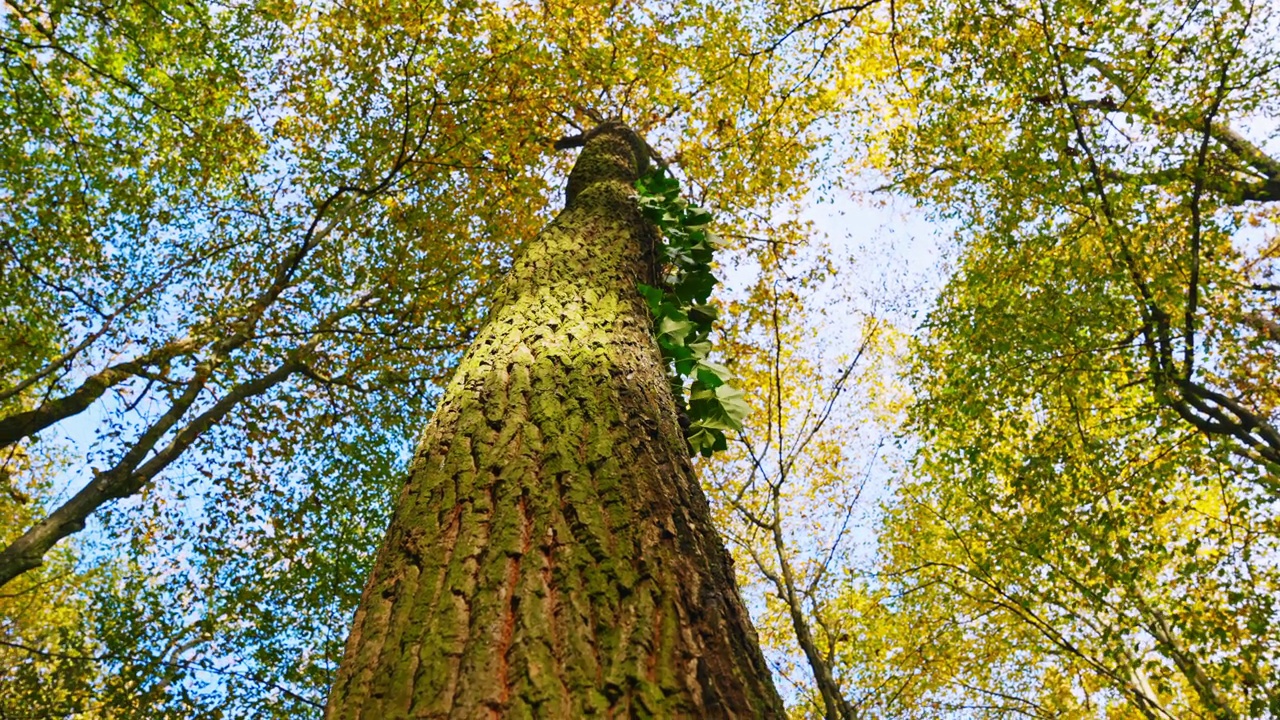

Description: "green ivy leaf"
686 339 712 361
687 382 738 431
675 270 717 304
705 231 729 248
688 303 718 325
713 384 749 428
695 360 732 388
684 207 713 226
657 315 695 344
687 425 728 457
636 283 664 314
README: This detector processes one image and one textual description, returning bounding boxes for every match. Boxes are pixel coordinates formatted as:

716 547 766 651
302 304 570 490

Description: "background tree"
701 228 900 720
842 0 1280 715
0 446 101 717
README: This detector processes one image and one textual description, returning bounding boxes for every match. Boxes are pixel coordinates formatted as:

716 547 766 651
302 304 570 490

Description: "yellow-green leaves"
855 0 1280 714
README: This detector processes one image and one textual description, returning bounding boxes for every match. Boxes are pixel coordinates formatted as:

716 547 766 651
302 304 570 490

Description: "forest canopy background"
1 0 1277 717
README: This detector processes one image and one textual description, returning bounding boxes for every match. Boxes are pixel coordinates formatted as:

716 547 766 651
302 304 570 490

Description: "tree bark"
324 123 785 719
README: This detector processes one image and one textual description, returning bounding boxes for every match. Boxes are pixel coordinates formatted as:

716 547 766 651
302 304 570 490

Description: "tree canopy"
1 0 1276 716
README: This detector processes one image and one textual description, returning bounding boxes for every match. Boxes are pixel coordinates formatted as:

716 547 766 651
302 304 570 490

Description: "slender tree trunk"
325 124 784 719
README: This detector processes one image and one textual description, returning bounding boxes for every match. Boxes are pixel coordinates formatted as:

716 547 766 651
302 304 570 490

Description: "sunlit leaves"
853 0 1280 714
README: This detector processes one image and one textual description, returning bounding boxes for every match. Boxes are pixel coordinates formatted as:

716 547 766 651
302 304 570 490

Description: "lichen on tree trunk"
325 123 784 719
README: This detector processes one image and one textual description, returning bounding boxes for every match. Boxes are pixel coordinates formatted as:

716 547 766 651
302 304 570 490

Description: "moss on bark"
325 124 784 719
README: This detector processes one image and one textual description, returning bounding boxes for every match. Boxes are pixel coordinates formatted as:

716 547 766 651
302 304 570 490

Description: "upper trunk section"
325 123 784 719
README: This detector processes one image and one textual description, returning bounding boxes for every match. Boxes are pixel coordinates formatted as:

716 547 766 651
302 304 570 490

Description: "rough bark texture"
325 124 785 719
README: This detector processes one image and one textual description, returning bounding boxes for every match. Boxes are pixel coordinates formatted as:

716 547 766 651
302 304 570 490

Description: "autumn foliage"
1 0 1277 716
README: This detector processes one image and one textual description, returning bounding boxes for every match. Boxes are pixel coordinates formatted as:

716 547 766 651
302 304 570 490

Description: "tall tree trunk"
325 123 784 719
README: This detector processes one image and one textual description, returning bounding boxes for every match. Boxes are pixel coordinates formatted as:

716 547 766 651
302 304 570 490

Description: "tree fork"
324 123 785 718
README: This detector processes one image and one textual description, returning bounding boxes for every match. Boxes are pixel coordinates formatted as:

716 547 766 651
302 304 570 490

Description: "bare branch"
744 1 881 58
0 337 202 450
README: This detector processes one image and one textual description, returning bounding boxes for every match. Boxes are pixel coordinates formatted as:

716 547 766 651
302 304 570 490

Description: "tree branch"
744 1 881 58
0 337 202 450
0 290 376 588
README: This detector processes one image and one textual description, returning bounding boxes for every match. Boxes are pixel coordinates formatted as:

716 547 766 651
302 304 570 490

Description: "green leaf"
687 382 741 432
714 384 749 428
636 283 664 314
695 359 732 388
687 303 718 325
641 205 668 223
683 207 713 226
657 315 695 344
705 231 729 248
686 427 719 457
675 271 717 304
668 342 696 376
634 168 742 457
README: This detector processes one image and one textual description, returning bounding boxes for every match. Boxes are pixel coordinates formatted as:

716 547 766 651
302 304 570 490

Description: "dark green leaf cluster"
635 169 749 457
